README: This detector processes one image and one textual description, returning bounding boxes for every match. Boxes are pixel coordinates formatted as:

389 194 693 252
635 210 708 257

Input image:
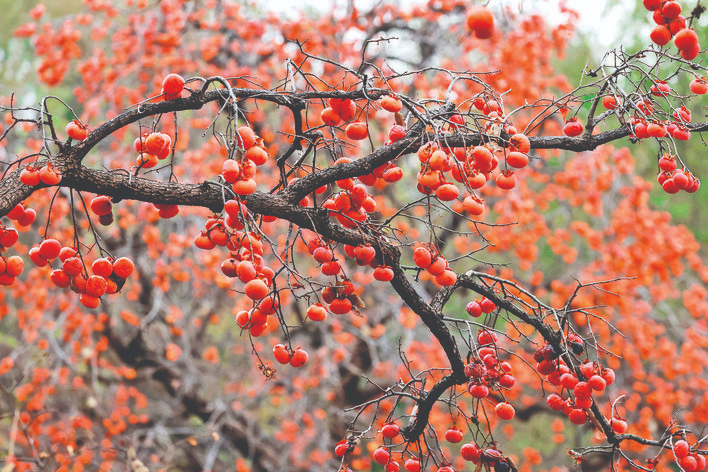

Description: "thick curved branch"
54 87 395 168
0 167 34 217
6 85 704 217
62 167 227 213
402 373 462 440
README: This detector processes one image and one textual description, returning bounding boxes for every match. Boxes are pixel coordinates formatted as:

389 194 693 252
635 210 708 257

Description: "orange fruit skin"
466 7 494 39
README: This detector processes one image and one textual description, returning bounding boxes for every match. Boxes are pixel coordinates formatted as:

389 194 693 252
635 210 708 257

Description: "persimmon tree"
1 1 708 472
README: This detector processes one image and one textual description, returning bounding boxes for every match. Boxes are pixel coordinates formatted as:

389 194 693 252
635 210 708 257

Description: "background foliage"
1 1 708 472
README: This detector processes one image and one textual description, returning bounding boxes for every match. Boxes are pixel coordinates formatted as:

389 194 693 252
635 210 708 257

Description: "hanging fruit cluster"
466 344 516 405
322 181 377 228
412 245 457 286
535 337 618 427
646 0 701 60
0 225 24 286
133 130 172 169
673 439 707 472
413 105 532 216
221 125 270 196
656 153 701 193
29 238 133 309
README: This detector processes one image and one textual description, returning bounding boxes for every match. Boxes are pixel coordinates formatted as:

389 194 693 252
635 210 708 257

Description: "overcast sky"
263 0 633 49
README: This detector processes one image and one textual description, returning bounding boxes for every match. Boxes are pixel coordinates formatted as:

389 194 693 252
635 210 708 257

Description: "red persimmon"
162 73 185 95
66 119 88 140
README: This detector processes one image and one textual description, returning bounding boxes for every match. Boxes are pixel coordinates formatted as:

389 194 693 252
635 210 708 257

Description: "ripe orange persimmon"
495 402 515 420
307 303 328 321
602 95 619 109
461 444 481 463
418 142 435 162
85 275 107 297
380 95 402 112
466 6 494 39
27 247 46 267
509 133 530 153
237 260 257 283
563 118 584 137
136 152 158 168
112 257 134 278
337 99 357 121
162 73 185 96
435 269 457 286
650 25 671 45
444 428 463 443
289 348 308 367
381 423 400 439
233 178 257 195
429 150 450 171
5 256 24 277
312 246 333 264
568 409 587 425
680 44 700 61
20 167 40 186
495 171 517 190
373 447 390 465
321 107 340 126
674 28 698 51
321 260 341 276
246 146 268 165
382 167 403 182
237 126 257 149
90 196 113 216
662 1 681 19
373 266 394 281
388 124 406 142
62 257 83 276
0 228 19 249
329 298 352 314
194 232 216 250
38 239 61 260
39 165 62 185
92 258 113 278
144 133 168 155
244 278 268 300
413 247 432 268
58 247 76 262
427 257 447 276
156 204 179 219
50 269 71 288
345 121 368 140
222 160 241 183
220 258 239 277
506 151 528 169
66 120 88 140
80 293 100 309
690 77 708 94
647 122 666 137
273 344 290 364
435 183 459 201
463 196 484 215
